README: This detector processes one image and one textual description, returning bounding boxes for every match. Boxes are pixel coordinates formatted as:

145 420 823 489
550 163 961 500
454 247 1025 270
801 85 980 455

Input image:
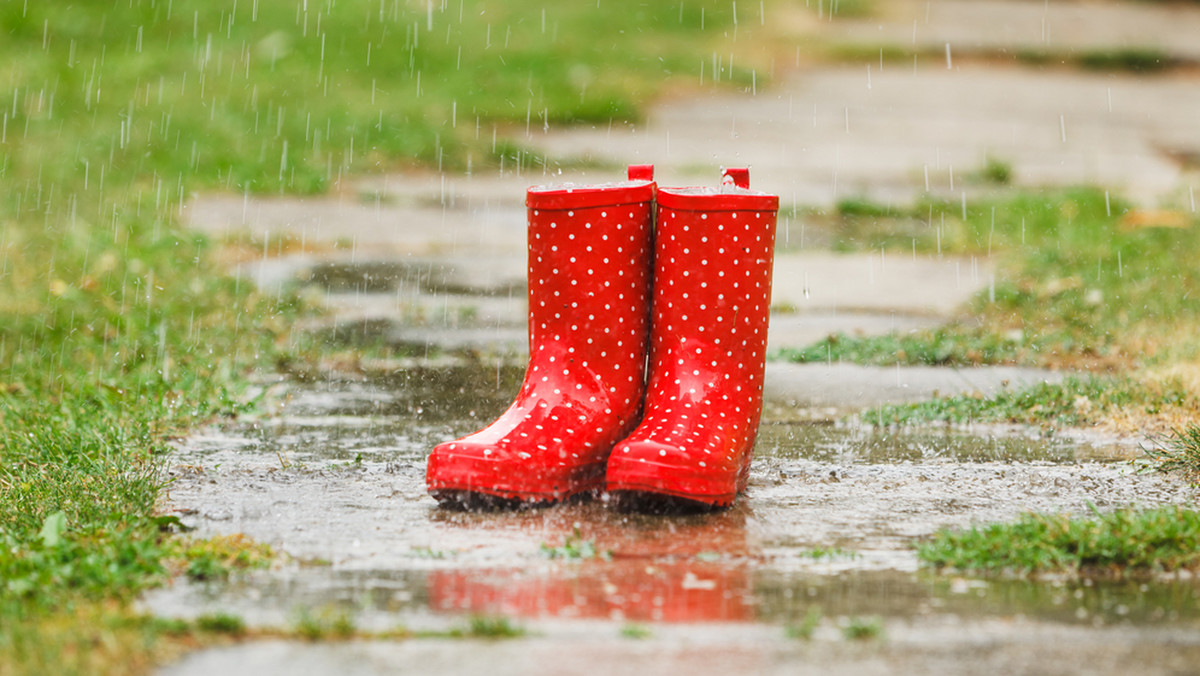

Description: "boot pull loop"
628 164 655 182
721 167 750 190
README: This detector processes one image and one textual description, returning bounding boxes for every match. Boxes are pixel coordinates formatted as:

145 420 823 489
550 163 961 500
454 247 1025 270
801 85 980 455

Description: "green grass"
1016 48 1177 73
0 0 758 198
802 547 860 561
194 613 247 636
835 196 906 219
1076 48 1172 73
860 376 1193 428
828 43 1186 74
778 329 1025 367
620 623 653 639
973 156 1013 186
819 0 876 19
175 534 274 582
918 506 1200 576
460 616 526 639
785 606 823 640
294 609 357 641
540 527 606 560
841 616 884 641
1142 425 1200 483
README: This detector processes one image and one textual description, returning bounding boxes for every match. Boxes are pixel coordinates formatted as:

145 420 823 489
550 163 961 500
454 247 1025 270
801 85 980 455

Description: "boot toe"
428 440 604 504
606 438 739 505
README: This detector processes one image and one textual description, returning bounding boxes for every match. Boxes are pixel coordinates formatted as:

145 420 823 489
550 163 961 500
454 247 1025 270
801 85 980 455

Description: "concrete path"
161 625 1200 676
522 65 1200 209
144 375 1196 676
820 0 1200 62
515 0 1200 207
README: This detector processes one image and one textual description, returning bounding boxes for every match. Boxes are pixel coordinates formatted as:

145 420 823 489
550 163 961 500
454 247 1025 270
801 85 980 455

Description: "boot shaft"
650 174 780 403
524 173 657 405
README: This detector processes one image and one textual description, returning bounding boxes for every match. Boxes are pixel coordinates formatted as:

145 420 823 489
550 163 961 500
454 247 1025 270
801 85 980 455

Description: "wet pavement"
160 627 1200 676
146 370 1200 675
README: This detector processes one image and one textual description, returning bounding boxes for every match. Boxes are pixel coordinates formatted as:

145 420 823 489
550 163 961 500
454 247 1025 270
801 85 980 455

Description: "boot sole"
605 476 738 509
607 487 732 513
429 485 600 511
427 461 606 510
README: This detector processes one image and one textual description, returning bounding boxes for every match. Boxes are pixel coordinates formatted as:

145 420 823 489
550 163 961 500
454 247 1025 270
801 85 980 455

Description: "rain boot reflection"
427 501 758 622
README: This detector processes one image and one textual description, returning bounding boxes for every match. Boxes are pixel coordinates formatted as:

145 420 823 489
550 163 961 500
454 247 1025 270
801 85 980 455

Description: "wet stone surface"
146 366 1200 649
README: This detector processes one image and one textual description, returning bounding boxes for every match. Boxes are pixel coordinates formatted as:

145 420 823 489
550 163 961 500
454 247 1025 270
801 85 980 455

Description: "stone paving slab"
523 65 1200 209
158 624 1200 676
819 0 1200 62
225 242 995 361
764 362 1062 410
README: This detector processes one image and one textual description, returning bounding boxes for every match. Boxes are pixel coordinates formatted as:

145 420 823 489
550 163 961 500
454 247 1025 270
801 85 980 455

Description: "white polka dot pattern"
607 174 778 507
427 179 655 504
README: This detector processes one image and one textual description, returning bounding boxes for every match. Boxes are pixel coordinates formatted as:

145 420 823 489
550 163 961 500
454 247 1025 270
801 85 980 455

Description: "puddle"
145 368 1200 634
754 422 1121 464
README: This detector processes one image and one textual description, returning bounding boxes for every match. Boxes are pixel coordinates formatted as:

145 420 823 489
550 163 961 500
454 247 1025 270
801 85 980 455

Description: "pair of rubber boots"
426 165 779 510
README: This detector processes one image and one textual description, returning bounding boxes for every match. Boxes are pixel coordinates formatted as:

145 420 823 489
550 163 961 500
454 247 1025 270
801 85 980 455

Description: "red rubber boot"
426 166 656 508
607 168 778 509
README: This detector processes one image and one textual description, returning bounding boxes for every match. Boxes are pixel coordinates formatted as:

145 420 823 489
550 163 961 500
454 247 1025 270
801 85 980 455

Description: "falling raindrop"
988 207 995 256
936 214 943 255
279 140 288 182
